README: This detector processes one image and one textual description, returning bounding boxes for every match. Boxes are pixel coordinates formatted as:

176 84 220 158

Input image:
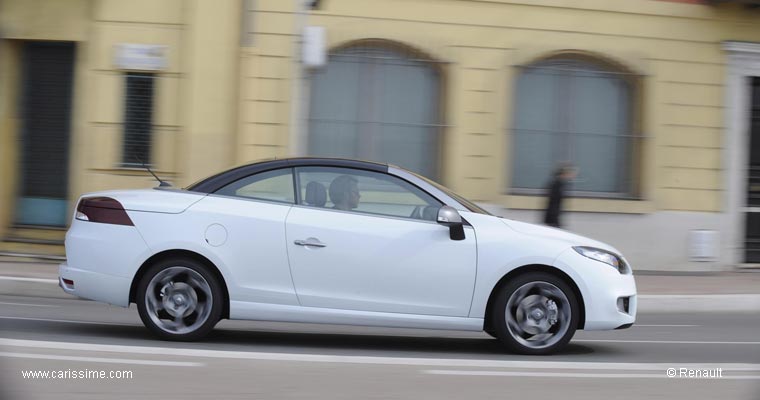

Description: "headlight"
573 246 628 274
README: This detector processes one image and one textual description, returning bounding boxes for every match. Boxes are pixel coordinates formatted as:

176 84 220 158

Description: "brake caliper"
546 299 558 326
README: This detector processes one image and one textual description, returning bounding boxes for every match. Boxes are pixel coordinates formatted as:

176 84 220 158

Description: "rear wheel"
491 272 579 355
136 258 223 341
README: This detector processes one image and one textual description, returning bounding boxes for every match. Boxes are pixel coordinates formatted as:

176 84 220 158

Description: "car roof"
186 157 389 193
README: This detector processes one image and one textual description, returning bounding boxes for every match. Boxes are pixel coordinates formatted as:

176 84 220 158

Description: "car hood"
500 218 620 255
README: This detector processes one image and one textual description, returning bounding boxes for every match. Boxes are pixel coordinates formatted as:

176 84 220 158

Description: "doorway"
744 77 760 262
15 41 75 227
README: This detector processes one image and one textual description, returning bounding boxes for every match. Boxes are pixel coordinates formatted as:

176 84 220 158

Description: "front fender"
464 213 573 318
468 253 585 319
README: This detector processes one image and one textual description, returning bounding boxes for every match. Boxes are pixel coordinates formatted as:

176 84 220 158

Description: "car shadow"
220 329 594 357
12 318 601 358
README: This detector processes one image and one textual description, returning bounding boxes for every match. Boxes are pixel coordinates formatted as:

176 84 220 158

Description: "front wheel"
491 272 579 355
136 258 223 341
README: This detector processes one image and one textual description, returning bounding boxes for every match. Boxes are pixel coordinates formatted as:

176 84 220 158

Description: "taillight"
76 197 134 226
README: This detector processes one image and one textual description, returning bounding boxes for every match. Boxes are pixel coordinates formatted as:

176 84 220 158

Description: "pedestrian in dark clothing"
544 165 576 228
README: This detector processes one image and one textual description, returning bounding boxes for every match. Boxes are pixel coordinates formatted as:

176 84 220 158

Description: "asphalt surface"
1 294 759 400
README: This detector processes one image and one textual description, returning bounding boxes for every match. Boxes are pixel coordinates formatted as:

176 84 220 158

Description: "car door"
285 166 477 317
192 168 298 305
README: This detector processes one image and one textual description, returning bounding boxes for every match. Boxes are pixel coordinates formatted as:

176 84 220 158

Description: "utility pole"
289 0 323 157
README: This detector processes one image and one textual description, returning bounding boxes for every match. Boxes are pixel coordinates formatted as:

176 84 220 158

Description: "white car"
60 158 636 355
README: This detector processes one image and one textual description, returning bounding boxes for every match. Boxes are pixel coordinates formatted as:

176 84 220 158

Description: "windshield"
409 171 492 215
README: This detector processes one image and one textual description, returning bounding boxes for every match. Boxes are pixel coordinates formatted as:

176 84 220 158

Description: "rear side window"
214 168 294 204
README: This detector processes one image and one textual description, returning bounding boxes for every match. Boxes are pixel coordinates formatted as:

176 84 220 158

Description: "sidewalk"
1 261 758 313
635 270 760 313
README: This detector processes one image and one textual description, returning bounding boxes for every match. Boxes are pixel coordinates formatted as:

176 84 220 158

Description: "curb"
637 294 760 313
0 276 76 300
1 276 759 313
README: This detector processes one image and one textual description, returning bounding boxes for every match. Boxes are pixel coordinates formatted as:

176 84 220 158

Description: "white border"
722 41 760 266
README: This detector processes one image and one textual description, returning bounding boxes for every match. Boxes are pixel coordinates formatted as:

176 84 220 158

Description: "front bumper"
555 248 637 331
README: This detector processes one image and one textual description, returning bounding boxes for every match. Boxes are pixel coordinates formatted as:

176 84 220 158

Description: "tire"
491 272 579 355
136 257 224 341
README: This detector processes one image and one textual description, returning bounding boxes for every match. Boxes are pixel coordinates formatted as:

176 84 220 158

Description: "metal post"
289 0 309 157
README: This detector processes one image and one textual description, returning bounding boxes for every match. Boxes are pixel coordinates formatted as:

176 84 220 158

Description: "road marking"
0 316 131 326
0 352 203 367
633 324 698 327
423 370 760 380
0 338 759 371
576 339 760 345
0 276 58 284
0 302 60 308
640 294 760 298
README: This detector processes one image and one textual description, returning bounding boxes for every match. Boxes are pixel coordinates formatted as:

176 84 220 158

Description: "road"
1 293 759 400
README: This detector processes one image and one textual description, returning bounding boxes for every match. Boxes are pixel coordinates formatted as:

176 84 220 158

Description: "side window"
296 167 442 221
122 73 155 166
215 168 294 204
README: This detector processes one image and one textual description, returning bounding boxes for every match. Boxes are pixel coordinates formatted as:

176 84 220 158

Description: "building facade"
1 0 760 270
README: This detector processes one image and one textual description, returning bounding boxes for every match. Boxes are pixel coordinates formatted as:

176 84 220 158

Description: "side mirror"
437 206 465 241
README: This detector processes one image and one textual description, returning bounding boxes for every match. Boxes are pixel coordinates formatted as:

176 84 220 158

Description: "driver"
329 175 360 211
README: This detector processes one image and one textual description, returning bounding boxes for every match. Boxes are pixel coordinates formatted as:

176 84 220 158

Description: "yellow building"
1 0 760 270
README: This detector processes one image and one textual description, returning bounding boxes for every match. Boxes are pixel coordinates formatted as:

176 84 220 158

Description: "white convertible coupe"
60 157 636 355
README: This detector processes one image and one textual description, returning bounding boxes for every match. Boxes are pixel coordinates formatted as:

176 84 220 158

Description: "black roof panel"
186 157 389 193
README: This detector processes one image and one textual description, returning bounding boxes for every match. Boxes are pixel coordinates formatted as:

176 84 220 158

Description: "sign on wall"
114 44 168 71
302 26 326 68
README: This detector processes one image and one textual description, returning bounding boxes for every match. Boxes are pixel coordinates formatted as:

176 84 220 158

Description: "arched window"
308 43 442 179
510 56 637 195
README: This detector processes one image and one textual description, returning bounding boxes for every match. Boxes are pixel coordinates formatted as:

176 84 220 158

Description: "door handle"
294 238 327 248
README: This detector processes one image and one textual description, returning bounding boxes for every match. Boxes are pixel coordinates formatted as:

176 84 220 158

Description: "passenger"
329 175 360 211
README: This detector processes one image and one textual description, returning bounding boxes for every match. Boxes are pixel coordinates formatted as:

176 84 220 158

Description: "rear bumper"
59 263 131 307
59 217 151 307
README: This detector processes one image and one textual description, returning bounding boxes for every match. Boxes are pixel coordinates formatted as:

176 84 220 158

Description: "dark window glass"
123 73 155 166
510 59 635 196
308 45 442 179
